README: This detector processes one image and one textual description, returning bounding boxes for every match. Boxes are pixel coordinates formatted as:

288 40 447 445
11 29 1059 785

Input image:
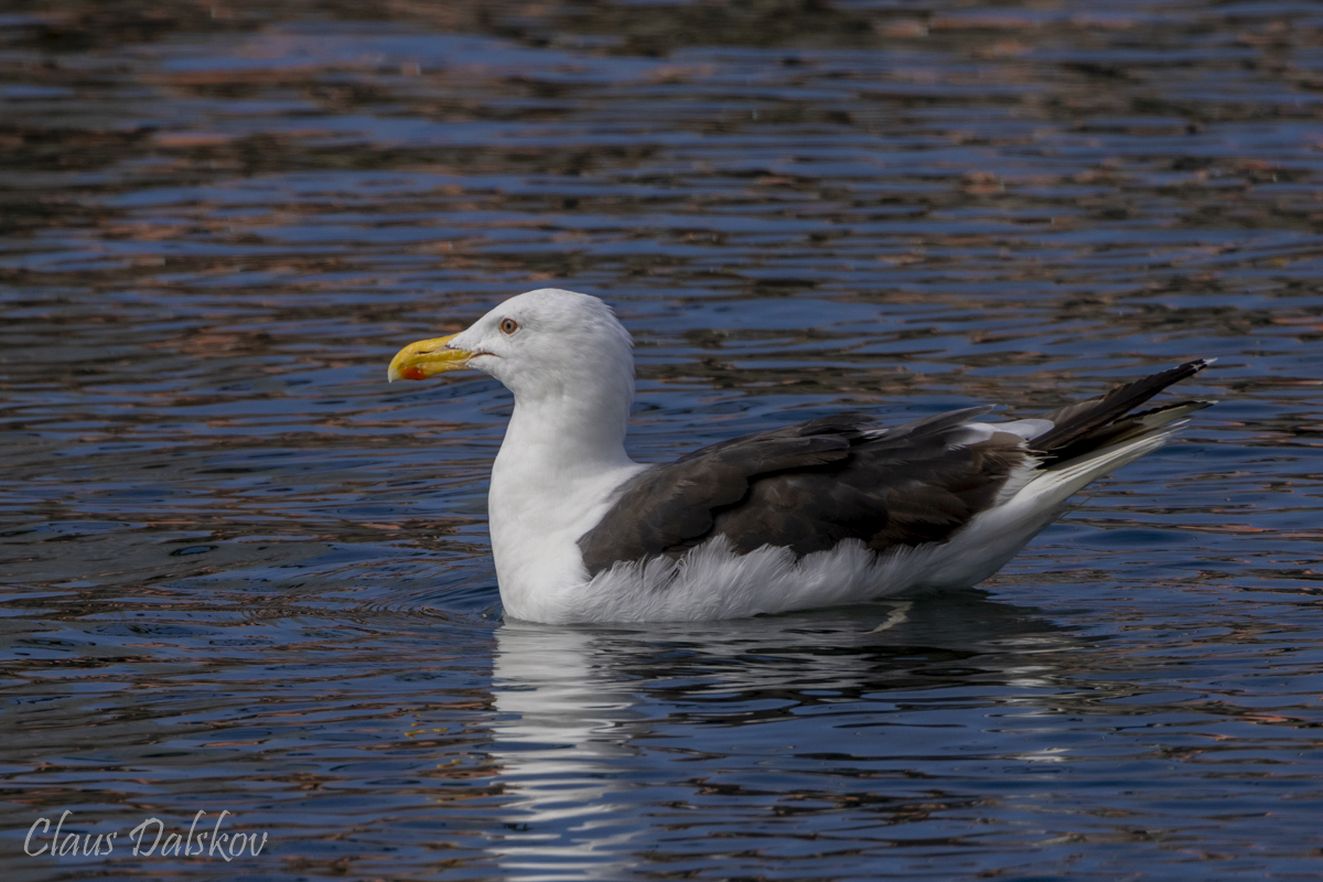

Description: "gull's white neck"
497 387 635 476
487 380 647 620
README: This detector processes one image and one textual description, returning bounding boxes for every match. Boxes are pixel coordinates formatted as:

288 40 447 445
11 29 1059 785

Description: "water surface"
2 2 1322 880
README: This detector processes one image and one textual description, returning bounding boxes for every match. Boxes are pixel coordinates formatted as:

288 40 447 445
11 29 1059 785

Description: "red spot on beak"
401 366 426 380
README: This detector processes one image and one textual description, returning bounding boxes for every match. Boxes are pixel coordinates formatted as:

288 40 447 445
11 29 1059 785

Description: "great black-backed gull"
388 288 1212 623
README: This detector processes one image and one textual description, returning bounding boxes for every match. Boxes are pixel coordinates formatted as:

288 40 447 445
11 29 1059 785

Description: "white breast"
488 455 648 623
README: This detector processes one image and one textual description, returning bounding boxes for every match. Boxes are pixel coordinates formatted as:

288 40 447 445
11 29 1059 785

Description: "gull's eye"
499 317 519 336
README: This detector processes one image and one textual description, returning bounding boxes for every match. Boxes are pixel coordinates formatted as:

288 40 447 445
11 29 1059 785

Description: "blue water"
2 2 1322 879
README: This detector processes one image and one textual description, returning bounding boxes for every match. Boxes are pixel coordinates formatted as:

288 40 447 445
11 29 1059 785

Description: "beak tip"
388 332 469 383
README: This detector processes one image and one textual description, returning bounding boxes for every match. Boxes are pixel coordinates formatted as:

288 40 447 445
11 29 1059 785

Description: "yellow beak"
387 333 474 382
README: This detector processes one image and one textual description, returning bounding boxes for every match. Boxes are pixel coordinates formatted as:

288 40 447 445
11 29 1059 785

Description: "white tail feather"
919 427 1181 590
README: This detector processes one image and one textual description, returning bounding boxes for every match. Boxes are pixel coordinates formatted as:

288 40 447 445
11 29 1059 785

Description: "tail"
1023 357 1215 503
915 359 1215 590
994 357 1211 518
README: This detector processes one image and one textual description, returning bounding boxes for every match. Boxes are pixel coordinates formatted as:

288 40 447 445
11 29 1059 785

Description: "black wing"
577 406 1026 576
576 358 1214 576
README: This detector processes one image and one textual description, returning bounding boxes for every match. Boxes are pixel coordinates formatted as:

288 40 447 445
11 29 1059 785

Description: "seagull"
388 288 1212 624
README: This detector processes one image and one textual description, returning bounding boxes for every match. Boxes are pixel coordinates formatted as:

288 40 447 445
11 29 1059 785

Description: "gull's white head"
388 288 635 405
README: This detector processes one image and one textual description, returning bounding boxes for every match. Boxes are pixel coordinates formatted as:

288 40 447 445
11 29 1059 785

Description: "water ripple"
2 2 1322 880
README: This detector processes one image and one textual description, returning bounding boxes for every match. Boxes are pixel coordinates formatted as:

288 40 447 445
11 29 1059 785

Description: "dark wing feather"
577 359 1214 578
1032 358 1211 459
577 406 1026 575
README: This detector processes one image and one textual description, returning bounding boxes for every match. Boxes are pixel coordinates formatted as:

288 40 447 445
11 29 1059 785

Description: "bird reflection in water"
483 592 1084 878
